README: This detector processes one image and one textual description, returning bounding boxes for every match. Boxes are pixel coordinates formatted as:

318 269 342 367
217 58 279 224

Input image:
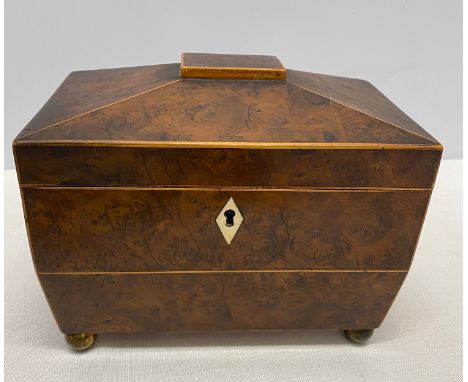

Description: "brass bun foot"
65 333 97 351
343 329 374 344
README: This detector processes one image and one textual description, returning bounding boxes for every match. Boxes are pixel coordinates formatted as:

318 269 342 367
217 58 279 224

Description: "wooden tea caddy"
13 53 442 350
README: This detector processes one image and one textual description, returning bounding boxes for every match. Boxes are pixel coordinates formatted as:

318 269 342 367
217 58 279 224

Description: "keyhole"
224 209 236 227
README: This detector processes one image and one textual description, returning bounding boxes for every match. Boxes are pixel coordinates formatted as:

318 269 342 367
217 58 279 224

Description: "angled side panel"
16 63 180 140
287 69 439 144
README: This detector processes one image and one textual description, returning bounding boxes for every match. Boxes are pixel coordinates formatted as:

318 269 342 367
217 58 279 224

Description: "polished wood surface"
287 69 437 143
181 53 286 80
13 53 442 336
39 272 406 334
15 80 437 145
25 188 430 272
17 64 180 141
15 146 441 188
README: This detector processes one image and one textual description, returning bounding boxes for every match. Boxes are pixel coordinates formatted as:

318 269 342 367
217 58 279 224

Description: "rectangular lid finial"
180 53 286 80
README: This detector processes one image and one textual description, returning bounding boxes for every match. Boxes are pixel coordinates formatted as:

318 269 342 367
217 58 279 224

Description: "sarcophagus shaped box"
13 53 442 349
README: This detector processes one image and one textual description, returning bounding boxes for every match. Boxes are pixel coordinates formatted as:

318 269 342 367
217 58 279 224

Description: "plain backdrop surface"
5 0 462 168
4 160 462 381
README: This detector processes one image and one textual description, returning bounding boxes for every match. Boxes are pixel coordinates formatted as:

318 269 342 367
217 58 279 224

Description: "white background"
4 0 462 168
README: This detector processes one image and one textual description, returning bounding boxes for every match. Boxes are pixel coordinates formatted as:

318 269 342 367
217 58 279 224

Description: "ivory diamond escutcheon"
216 197 244 245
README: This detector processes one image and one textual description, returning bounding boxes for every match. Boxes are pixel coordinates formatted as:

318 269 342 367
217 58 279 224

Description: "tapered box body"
14 53 442 337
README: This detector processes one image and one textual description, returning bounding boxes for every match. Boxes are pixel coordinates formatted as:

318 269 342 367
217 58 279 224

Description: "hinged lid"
14 52 441 149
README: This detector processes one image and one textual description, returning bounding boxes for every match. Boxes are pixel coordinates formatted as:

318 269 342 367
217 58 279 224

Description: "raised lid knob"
180 52 286 80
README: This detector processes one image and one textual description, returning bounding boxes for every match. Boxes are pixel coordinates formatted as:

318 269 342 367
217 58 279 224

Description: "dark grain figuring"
12 53 442 340
14 146 441 188
25 188 429 272
39 272 407 334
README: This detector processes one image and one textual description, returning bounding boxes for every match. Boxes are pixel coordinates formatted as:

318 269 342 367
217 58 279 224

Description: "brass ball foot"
343 329 374 344
65 333 97 351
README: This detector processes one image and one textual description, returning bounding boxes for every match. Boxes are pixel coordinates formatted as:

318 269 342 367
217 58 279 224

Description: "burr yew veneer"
13 53 442 350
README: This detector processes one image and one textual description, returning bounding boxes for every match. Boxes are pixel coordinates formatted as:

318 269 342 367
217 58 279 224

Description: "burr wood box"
13 53 442 349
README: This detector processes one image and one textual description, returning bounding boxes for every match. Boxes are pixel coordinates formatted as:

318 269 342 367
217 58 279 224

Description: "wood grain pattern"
16 80 435 145
14 146 441 188
39 272 407 334
181 53 286 80
24 189 430 272
17 64 180 140
287 69 438 143
13 54 443 336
